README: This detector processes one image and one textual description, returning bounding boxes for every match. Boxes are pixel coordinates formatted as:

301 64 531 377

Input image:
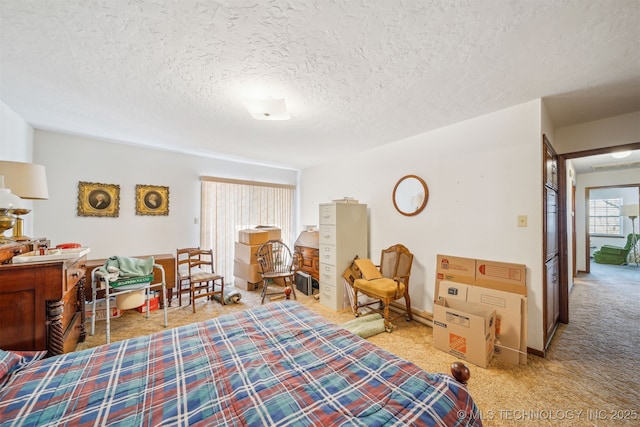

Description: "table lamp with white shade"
0 161 49 241
0 176 25 243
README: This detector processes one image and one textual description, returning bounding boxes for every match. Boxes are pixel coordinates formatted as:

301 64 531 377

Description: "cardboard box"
433 298 496 368
435 254 527 298
136 296 160 313
437 281 527 365
255 226 281 241
85 298 122 321
234 259 263 283
233 277 262 291
238 229 269 245
234 241 262 265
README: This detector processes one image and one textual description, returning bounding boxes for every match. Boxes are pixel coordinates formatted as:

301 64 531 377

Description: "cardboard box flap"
476 259 527 294
435 298 496 334
437 256 476 279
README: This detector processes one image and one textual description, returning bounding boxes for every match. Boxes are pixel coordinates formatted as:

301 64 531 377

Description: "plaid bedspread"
0 301 482 426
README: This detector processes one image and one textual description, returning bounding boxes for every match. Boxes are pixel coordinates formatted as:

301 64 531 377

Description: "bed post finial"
450 361 470 385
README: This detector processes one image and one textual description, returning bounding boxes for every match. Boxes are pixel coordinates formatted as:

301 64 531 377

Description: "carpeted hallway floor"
78 262 639 426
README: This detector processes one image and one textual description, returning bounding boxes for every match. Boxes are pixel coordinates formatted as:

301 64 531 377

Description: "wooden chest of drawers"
0 256 87 356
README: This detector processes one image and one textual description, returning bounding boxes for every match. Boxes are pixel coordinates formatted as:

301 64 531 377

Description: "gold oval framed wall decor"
135 184 169 216
77 181 120 217
392 175 429 216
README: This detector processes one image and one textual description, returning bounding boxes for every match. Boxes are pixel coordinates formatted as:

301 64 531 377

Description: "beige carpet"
78 264 639 427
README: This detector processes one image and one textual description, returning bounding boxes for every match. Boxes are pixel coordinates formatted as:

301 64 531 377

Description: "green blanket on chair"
97 256 155 282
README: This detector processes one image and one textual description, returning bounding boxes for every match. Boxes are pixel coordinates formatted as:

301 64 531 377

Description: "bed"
0 301 482 426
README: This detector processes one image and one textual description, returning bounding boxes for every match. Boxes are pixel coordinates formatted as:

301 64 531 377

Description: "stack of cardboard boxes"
432 254 527 368
233 227 281 291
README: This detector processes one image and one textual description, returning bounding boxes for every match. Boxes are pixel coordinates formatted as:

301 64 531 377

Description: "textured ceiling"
1 0 639 170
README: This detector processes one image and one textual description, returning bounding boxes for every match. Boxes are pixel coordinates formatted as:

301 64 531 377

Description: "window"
200 177 295 282
589 198 623 236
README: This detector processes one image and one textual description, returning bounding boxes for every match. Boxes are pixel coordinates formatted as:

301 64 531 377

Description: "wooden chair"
351 244 413 332
178 248 225 313
256 240 298 304
176 247 198 307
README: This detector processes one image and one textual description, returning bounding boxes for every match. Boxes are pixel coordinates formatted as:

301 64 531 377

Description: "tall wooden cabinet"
318 202 368 311
0 255 87 356
543 135 560 349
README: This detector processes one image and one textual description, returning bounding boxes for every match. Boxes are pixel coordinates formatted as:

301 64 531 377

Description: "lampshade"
0 161 49 199
621 204 639 218
242 97 291 120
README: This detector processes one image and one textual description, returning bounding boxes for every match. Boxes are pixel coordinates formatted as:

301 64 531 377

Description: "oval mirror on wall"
392 175 429 216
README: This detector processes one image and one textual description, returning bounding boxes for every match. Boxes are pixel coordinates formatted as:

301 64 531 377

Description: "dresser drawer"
62 312 82 354
61 283 79 332
319 204 336 225
319 225 335 244
319 244 336 266
65 256 86 293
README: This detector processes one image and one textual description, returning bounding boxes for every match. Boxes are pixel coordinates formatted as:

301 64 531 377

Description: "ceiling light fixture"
611 151 631 159
242 97 291 121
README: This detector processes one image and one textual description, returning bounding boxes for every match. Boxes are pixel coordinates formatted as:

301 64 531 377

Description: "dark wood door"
542 134 560 351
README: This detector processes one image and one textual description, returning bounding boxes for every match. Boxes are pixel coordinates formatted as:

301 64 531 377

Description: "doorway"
585 185 640 273
557 142 640 327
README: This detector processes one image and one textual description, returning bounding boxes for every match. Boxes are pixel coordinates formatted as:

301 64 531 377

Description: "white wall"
554 111 640 154
0 101 34 160
300 99 547 351
0 101 37 237
555 111 640 272
34 130 298 260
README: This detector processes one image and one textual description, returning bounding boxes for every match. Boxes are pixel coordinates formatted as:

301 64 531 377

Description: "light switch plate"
517 215 527 227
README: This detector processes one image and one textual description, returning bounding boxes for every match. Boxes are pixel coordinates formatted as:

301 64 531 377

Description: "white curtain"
200 177 295 284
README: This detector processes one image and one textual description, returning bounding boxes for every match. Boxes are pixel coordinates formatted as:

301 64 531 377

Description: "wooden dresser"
0 253 87 356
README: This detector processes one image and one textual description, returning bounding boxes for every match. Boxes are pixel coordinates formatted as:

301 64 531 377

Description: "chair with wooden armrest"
593 233 640 265
350 244 413 332
256 240 298 304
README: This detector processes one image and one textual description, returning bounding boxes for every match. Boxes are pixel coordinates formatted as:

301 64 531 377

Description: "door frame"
557 141 640 325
